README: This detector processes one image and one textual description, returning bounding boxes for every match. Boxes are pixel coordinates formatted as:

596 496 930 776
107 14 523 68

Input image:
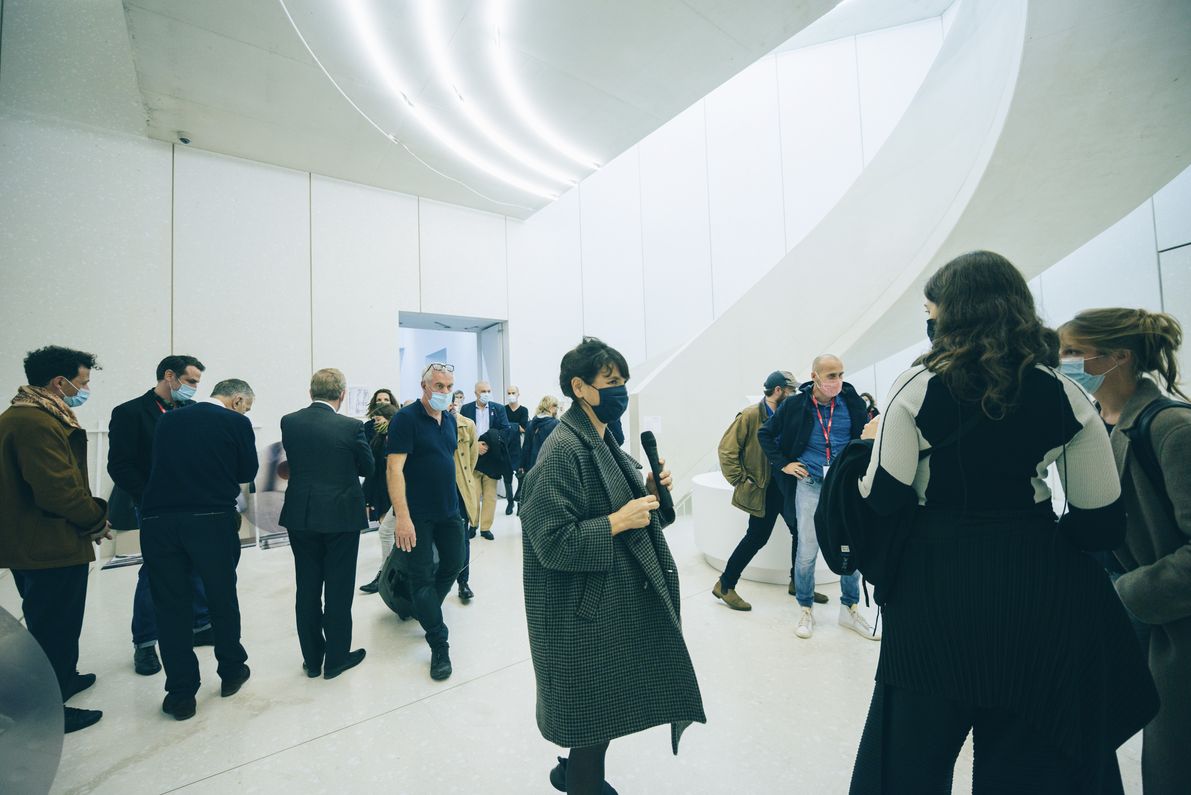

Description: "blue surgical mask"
59 379 89 408
171 381 197 402
478 391 492 405
586 384 629 424
429 391 453 411
1059 357 1117 394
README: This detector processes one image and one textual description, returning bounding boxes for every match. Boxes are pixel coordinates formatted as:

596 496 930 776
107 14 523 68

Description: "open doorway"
397 311 507 402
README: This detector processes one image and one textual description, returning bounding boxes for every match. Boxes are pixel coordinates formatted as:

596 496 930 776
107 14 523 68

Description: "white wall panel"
506 189 584 407
777 38 864 248
1037 201 1162 326
173 148 310 445
874 339 929 404
418 199 508 319
856 19 944 164
705 58 788 316
0 114 171 495
311 176 418 402
578 150 648 366
638 103 715 360
942 0 962 38
1159 246 1191 394
1153 164 1191 251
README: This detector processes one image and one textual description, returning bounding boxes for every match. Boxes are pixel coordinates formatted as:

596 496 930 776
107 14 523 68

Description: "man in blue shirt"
757 355 879 642
386 362 465 681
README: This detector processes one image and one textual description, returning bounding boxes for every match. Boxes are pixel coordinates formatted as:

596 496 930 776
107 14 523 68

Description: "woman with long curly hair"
849 251 1158 793
1059 308 1190 795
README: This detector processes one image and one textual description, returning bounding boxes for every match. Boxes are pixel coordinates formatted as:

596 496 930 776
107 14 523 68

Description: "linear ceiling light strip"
276 0 539 210
344 0 558 199
490 0 601 170
421 2 579 187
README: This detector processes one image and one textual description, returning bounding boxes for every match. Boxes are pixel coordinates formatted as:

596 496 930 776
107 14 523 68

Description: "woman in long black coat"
520 338 705 795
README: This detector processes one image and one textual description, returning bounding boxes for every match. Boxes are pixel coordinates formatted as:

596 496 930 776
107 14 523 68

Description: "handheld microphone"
639 431 676 525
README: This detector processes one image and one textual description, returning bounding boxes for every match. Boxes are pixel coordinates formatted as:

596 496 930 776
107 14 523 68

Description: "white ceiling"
117 0 839 217
0 0 954 219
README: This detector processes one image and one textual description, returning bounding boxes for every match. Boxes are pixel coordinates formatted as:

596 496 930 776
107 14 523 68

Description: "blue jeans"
132 506 211 647
794 477 861 608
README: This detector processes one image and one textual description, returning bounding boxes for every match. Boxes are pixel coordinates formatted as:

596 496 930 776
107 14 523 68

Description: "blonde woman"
450 390 481 600
519 395 561 474
1058 308 1190 795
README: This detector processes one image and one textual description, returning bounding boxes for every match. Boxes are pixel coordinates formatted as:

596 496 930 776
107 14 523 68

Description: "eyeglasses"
421 362 455 377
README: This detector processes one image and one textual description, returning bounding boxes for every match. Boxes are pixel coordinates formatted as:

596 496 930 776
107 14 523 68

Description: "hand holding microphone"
640 431 676 525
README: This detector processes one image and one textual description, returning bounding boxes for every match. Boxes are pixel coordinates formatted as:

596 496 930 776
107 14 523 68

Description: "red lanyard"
813 397 835 463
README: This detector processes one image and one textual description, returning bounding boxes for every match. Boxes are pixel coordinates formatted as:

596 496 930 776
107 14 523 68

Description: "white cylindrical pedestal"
692 471 839 586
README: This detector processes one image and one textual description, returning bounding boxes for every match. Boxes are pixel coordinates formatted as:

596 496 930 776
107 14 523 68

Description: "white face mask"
507 393 518 402
479 391 492 404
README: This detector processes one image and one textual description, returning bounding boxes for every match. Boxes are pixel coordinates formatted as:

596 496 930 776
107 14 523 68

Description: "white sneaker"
795 607 815 639
840 604 881 640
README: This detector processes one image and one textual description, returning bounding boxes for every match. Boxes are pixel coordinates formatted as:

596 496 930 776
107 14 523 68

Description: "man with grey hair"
460 380 510 540
386 362 465 680
280 368 373 680
141 378 259 720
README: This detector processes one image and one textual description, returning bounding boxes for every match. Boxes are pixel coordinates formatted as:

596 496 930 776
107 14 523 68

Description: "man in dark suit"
141 378 258 721
460 381 509 540
280 368 373 680
108 354 213 676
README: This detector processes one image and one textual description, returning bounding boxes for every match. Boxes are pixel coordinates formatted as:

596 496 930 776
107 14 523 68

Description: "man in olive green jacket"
713 371 826 611
0 346 110 734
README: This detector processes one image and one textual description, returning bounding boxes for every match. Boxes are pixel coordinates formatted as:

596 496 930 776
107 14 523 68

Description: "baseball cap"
764 370 797 391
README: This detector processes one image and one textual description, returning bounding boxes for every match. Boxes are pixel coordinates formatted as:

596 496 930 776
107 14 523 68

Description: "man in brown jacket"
713 371 825 610
0 345 111 733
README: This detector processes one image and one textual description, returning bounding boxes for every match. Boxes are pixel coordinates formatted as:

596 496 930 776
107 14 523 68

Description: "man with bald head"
460 381 510 540
758 355 879 642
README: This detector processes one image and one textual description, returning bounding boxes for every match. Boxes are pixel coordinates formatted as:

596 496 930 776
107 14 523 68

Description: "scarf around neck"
11 385 82 430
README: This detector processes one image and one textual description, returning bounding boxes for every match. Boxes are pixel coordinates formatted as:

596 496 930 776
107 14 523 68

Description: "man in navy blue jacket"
108 354 212 676
460 381 509 540
280 368 373 681
757 355 878 642
141 378 259 720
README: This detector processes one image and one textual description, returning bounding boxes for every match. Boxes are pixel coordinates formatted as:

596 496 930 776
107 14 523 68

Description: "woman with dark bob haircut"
848 251 1157 793
519 337 705 795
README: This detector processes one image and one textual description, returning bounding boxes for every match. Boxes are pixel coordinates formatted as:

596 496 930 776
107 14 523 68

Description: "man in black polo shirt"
386 362 464 681
141 378 259 720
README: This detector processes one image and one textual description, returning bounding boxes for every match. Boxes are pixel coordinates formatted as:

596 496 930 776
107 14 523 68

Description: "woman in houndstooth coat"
520 338 705 794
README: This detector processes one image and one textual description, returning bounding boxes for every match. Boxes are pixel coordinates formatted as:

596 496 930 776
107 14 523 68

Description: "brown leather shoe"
712 580 752 611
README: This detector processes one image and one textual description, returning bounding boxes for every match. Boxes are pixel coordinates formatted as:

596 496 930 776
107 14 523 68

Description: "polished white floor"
1 507 1143 794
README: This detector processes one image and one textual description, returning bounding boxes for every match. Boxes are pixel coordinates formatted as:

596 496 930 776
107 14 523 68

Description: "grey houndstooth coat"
519 405 705 752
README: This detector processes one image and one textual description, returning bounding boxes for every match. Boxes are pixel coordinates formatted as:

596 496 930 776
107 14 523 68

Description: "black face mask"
926 317 937 342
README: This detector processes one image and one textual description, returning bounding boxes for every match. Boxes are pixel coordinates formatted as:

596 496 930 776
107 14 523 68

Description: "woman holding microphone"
519 338 705 795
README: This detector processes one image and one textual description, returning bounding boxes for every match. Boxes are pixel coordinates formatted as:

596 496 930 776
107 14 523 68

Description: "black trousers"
850 683 1122 794
141 511 248 696
502 470 521 504
457 490 471 586
287 528 361 670
719 480 796 591
393 516 464 648
12 563 89 700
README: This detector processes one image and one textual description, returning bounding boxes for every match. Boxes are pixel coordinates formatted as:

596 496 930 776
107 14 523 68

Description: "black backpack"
1123 397 1191 523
